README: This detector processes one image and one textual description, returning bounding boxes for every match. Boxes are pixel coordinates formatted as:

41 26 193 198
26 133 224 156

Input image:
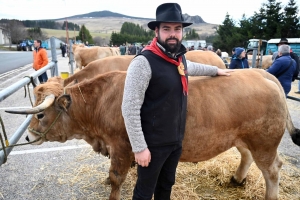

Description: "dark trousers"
132 143 182 200
38 72 48 84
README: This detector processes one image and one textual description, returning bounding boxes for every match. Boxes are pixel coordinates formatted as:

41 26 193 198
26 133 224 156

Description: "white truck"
182 40 206 50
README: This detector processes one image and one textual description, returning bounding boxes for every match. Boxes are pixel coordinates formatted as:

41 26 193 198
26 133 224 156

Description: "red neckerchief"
143 37 188 95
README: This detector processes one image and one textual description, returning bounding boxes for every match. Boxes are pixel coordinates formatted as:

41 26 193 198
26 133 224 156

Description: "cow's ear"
55 94 72 112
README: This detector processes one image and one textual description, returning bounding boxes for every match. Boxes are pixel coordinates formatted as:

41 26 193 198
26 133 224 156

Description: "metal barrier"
0 37 59 165
287 77 300 102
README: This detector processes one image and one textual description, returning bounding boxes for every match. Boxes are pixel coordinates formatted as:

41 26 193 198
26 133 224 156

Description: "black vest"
140 50 188 146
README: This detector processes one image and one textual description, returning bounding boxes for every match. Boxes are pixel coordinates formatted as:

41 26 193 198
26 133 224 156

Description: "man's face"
34 40 40 48
155 22 183 53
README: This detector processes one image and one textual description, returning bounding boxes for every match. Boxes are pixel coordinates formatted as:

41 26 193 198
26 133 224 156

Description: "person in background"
60 43 66 57
119 43 126 55
229 47 249 69
231 47 236 56
129 43 137 55
138 43 145 54
33 39 48 84
272 38 300 94
267 44 296 97
216 49 229 68
121 3 232 199
207 45 214 51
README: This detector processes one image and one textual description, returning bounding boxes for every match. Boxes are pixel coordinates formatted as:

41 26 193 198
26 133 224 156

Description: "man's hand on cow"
135 148 151 167
217 69 233 76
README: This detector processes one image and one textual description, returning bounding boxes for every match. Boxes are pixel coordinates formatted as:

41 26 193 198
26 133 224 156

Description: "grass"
0 45 17 51
41 28 111 39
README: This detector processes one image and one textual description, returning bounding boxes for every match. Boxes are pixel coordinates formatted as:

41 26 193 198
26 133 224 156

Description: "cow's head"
5 82 72 144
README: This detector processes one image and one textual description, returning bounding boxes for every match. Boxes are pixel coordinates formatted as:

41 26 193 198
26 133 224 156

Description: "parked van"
266 38 300 57
182 40 206 50
246 39 267 55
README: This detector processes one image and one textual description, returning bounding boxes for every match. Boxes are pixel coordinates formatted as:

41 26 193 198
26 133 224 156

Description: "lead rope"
0 111 62 164
0 116 8 163
23 76 37 107
78 85 86 103
0 115 41 164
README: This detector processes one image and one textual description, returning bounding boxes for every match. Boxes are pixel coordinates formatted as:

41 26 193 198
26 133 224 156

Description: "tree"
27 27 48 40
248 7 266 39
62 21 80 31
281 0 300 37
184 29 199 40
4 20 28 45
263 0 283 38
111 22 154 46
94 36 110 46
78 25 93 44
213 13 239 53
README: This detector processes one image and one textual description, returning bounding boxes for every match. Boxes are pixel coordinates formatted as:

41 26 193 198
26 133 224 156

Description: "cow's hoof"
230 176 246 187
105 177 111 185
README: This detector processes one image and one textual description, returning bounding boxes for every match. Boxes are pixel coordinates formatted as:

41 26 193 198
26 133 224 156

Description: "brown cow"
248 55 273 69
64 52 225 86
185 50 226 69
73 44 119 69
6 69 300 200
63 55 135 86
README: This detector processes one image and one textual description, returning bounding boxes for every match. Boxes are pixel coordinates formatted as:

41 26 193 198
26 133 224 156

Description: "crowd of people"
119 43 146 55
185 38 300 97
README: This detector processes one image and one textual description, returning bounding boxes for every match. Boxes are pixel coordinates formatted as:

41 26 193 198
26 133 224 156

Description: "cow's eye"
37 113 44 119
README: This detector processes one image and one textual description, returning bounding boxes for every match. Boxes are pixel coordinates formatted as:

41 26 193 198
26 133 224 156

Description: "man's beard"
157 33 182 54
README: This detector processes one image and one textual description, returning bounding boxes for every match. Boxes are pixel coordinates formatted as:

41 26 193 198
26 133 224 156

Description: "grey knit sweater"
121 55 218 153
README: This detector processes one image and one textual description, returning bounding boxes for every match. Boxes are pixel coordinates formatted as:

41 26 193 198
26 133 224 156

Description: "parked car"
17 40 34 51
41 41 48 49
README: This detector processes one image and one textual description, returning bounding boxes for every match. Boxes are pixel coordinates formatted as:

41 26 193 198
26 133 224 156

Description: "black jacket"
140 50 188 146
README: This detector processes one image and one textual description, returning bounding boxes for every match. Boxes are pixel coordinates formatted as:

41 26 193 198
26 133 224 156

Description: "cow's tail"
286 105 300 146
262 69 300 146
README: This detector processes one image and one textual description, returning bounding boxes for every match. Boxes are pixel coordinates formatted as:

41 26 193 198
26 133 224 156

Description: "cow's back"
64 55 134 86
186 50 226 69
181 69 286 162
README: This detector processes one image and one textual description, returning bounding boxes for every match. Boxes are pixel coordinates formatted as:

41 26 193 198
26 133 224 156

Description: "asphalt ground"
0 55 299 199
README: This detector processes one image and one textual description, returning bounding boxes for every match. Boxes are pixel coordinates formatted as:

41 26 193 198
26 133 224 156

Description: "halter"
27 111 63 140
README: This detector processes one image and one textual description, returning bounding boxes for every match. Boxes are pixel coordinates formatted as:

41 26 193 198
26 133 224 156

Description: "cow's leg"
252 151 282 200
231 147 253 186
108 154 132 200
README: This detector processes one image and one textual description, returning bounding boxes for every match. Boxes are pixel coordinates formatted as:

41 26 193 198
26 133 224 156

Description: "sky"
0 0 294 25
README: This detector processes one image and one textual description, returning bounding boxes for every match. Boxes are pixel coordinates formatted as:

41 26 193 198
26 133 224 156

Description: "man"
121 3 231 199
207 45 214 51
60 43 66 57
138 43 145 54
267 44 296 97
33 40 48 84
129 43 137 55
119 43 126 55
272 38 300 94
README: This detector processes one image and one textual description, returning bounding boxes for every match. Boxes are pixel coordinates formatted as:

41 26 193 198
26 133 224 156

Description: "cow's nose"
25 136 29 142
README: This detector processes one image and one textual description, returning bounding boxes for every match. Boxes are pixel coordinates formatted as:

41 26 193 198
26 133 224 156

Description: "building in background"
0 26 10 45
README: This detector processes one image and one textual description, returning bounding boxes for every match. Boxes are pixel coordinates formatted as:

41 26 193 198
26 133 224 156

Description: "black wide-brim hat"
276 38 289 46
148 3 193 30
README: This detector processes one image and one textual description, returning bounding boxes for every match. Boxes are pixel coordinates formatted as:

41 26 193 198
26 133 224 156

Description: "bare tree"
93 36 110 46
4 20 28 46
